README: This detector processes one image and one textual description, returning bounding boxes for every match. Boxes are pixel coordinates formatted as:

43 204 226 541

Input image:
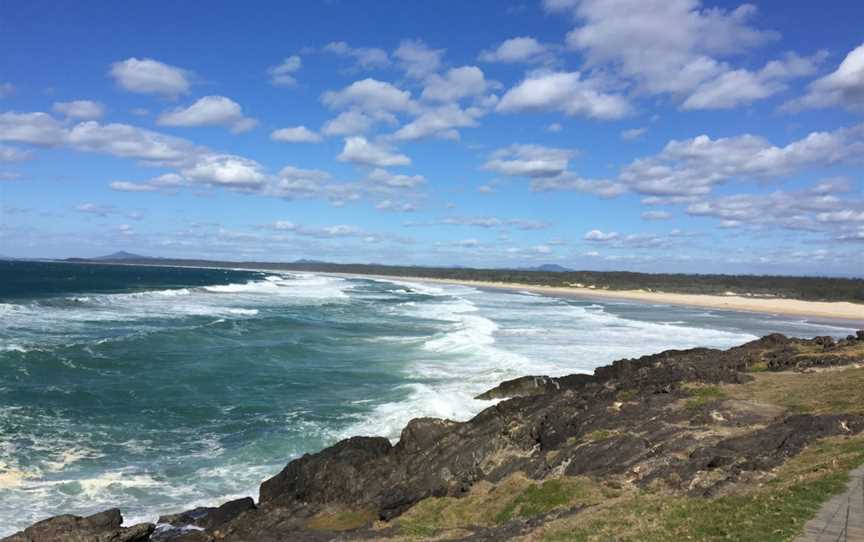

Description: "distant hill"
92 251 155 261
518 264 572 272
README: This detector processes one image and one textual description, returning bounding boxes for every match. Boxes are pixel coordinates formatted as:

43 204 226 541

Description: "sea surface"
0 260 859 533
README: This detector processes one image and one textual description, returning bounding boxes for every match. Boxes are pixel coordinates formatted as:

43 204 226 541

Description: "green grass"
684 385 728 410
495 479 589 523
542 434 864 542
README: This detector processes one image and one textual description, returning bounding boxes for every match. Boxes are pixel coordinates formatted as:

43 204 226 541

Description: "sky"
1 0 863 276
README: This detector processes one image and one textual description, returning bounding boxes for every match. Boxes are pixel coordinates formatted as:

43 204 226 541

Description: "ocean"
0 260 858 534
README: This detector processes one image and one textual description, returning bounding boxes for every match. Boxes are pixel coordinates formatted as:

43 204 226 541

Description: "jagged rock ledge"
5 330 864 542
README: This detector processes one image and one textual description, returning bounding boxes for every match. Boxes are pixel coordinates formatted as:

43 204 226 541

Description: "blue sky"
1 0 863 275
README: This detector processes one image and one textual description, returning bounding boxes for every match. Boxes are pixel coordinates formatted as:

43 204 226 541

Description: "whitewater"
0 261 859 534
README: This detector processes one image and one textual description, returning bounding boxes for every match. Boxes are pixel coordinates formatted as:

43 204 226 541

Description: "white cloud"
322 78 416 114
65 121 203 164
618 124 864 196
52 100 105 120
109 173 184 193
483 144 575 177
621 127 647 141
76 203 114 216
321 110 389 136
109 181 159 192
530 172 626 198
376 200 417 213
157 96 257 133
337 136 411 167
0 144 33 162
270 126 322 143
496 71 631 120
783 43 864 112
0 112 66 145
0 83 14 98
479 37 550 63
641 210 672 220
584 229 619 242
109 58 191 96
421 66 491 102
268 220 364 238
546 122 563 133
391 104 481 141
561 0 777 95
268 55 302 87
367 168 425 188
682 52 825 110
394 39 444 79
181 154 267 189
323 42 390 69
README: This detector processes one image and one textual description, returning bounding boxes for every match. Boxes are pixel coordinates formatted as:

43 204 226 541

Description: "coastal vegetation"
67 256 864 303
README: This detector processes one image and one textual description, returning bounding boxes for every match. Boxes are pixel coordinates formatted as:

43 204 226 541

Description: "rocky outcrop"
3 509 153 542
5 331 864 542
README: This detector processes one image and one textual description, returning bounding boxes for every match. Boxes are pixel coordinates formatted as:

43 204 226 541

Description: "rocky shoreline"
6 331 864 542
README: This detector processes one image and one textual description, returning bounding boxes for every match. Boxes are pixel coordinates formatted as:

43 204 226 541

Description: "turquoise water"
0 261 858 533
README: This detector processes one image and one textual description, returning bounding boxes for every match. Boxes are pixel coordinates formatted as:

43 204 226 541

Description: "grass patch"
542 433 864 542
684 385 728 410
495 479 593 523
725 366 864 416
305 507 377 531
395 476 607 538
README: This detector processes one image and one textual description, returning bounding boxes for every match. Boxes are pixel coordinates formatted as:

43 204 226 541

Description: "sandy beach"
361 274 864 323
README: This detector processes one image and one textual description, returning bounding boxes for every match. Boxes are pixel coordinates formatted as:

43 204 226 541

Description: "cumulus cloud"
323 42 390 69
268 220 365 238
391 104 482 141
479 37 550 63
321 110 390 136
376 200 417 213
109 173 184 193
270 125 322 143
618 124 864 196
483 144 575 177
641 210 672 220
157 96 257 133
782 43 864 113
548 1 821 109
394 39 444 79
685 181 864 236
530 173 627 198
337 136 411 167
109 57 191 96
322 78 417 114
421 66 492 102
496 71 631 119
52 100 105 120
366 168 425 188
267 55 302 87
181 154 267 189
682 52 826 110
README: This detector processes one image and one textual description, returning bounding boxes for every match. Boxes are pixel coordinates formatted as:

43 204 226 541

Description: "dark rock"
156 497 255 533
857 329 864 340
1 508 154 542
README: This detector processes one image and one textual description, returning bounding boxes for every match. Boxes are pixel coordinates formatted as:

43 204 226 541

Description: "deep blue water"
0 261 858 533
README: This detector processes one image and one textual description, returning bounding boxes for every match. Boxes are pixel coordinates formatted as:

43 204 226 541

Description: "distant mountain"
518 264 573 272
0 254 16 260
93 251 154 261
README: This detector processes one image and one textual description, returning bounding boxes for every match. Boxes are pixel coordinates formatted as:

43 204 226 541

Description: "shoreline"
36 260 864 324
350 273 864 324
